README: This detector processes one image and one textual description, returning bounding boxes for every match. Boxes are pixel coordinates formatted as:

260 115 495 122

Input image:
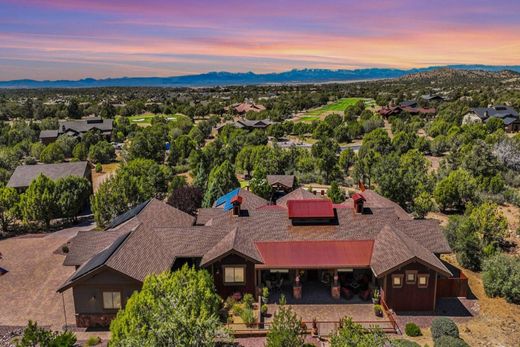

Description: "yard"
299 97 376 121
127 113 181 126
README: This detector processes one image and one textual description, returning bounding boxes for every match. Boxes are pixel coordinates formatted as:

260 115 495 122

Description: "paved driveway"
0 223 94 330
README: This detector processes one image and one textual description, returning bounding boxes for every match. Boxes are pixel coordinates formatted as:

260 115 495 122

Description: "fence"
436 272 468 298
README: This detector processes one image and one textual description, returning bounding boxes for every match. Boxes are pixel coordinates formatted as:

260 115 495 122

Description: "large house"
462 105 520 132
39 117 113 144
216 119 275 133
7 161 91 191
58 188 454 328
378 100 436 119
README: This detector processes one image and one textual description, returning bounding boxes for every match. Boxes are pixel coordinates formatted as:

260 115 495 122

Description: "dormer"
287 199 336 225
352 193 366 214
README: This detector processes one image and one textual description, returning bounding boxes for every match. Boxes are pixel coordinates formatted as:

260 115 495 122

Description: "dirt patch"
443 254 520 346
91 162 120 192
425 155 442 173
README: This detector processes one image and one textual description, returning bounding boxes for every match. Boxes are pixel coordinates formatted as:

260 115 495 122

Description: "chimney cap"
231 195 243 205
352 193 366 202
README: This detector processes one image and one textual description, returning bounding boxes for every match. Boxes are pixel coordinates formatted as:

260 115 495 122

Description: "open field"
303 97 375 118
127 113 181 126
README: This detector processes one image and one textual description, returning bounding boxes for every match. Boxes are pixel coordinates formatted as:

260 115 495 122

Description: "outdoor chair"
359 288 371 301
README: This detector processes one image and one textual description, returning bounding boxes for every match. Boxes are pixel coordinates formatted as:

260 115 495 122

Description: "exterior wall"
209 253 256 299
383 262 438 312
72 268 141 328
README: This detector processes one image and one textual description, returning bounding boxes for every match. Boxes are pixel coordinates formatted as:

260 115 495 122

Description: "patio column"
331 269 340 299
293 269 302 300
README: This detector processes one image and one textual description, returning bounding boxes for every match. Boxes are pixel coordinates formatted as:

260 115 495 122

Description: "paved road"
0 223 94 330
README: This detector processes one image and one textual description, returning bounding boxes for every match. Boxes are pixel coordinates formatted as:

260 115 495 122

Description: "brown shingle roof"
7 161 90 188
276 187 321 208
356 189 413 220
267 175 295 188
371 225 451 277
63 230 127 266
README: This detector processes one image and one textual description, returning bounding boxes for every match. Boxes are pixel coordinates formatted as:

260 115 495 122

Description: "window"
223 266 245 284
418 274 429 288
391 274 403 288
102 291 122 309
406 271 417 284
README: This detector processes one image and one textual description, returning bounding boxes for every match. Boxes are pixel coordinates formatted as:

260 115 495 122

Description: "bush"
482 254 520 304
85 336 102 346
434 335 469 347
231 303 243 317
15 320 77 347
261 304 268 315
405 322 422 337
242 293 254 309
431 317 459 341
95 163 102 173
240 307 256 327
392 339 421 347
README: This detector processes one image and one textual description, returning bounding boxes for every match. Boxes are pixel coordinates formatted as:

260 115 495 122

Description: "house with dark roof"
267 175 296 195
7 161 91 191
39 116 113 144
58 189 457 328
378 100 436 119
463 105 519 132
216 119 275 133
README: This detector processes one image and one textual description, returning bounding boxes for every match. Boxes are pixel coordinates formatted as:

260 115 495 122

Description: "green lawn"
128 113 179 126
305 97 375 116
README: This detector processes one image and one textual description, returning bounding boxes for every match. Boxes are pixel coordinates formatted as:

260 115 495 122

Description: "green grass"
128 113 179 126
298 115 321 122
305 97 375 116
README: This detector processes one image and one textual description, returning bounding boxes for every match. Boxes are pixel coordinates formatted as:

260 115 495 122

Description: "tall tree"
202 160 240 207
20 174 58 229
55 176 91 220
110 266 229 347
0 186 19 234
266 304 306 347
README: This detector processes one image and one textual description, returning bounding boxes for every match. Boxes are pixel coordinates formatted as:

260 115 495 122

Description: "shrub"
85 336 102 346
95 162 102 173
261 304 268 315
482 254 520 304
15 320 77 347
224 296 236 311
434 335 469 347
240 307 255 327
242 293 254 309
405 322 422 337
262 287 270 303
431 317 459 341
392 339 421 347
231 303 243 316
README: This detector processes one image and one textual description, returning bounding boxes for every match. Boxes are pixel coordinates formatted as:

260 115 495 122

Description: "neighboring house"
462 105 520 132
216 119 274 133
421 94 445 102
378 100 436 118
39 116 113 144
6 161 92 191
59 188 456 328
267 175 296 196
231 102 266 115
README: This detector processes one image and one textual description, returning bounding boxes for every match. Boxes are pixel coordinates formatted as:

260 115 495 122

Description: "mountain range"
1 65 520 88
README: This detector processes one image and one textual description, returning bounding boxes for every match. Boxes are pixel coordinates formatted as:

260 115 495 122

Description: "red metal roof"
255 240 374 269
352 193 366 202
287 199 334 218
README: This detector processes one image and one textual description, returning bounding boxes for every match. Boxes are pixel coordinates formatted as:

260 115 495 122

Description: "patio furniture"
275 278 284 290
359 288 371 301
341 287 353 300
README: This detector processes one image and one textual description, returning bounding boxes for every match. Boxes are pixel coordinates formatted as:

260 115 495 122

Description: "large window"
103 291 122 309
223 266 245 284
391 274 403 288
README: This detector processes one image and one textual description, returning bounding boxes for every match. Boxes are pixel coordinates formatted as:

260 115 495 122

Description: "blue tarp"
214 188 240 211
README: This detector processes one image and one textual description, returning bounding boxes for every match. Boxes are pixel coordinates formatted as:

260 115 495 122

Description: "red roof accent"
255 240 374 268
352 193 366 202
231 195 243 204
287 199 334 219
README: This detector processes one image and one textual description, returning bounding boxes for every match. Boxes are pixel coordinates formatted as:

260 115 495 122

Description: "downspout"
61 292 68 330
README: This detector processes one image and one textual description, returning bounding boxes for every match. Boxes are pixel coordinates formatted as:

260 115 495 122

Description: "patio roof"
255 240 374 269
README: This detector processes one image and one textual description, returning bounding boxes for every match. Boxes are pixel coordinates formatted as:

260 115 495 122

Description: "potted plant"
372 289 380 304
262 287 270 304
311 318 319 337
261 304 268 316
374 304 383 317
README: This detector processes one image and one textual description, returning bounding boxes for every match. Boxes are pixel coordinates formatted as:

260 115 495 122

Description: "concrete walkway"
0 223 94 331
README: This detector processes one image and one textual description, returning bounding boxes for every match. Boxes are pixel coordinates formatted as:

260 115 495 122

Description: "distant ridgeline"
1 65 520 88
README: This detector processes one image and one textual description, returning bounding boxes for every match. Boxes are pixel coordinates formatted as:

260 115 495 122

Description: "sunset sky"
1 0 519 80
